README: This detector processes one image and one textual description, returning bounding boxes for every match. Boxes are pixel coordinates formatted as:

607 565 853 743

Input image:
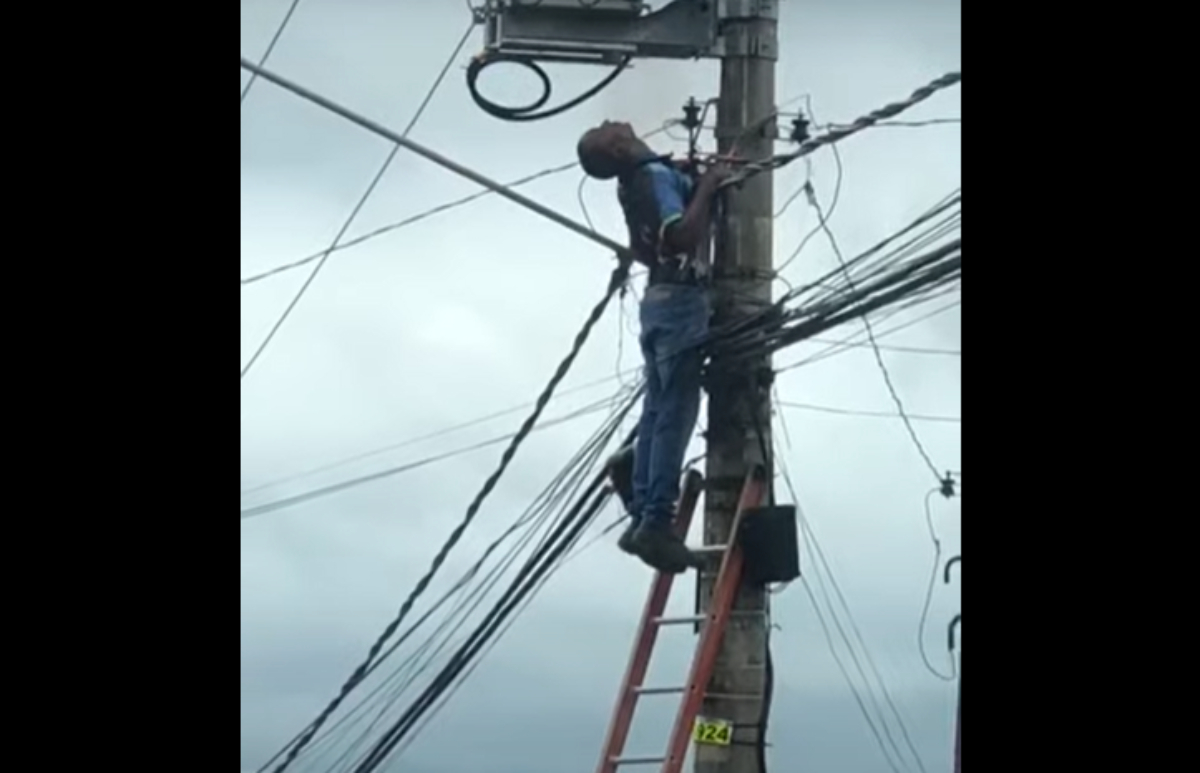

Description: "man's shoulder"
624 160 685 198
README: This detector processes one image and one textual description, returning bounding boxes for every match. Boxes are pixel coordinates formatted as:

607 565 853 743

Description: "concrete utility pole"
699 2 778 772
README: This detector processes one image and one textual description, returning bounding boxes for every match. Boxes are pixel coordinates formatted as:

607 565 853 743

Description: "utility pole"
699 2 778 772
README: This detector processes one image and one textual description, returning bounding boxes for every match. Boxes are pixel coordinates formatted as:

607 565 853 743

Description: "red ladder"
595 467 766 773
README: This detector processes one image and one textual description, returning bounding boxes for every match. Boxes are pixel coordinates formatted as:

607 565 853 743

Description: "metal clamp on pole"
714 24 778 59
717 0 779 20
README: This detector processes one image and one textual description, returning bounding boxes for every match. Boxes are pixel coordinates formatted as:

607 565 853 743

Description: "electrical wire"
708 186 962 372
241 0 304 104
778 400 959 423
466 52 631 122
917 487 958 682
240 373 630 498
808 186 946 482
777 296 961 374
243 65 964 773
707 238 961 371
798 577 905 773
322 394 637 770
810 339 958 356
254 397 638 773
242 287 957 517
240 391 626 519
720 72 961 189
772 428 931 773
241 162 577 286
775 95 844 277
241 125 673 287
264 253 632 773
241 19 476 380
840 118 961 129
379 416 636 763
315 409 632 772
338 416 633 773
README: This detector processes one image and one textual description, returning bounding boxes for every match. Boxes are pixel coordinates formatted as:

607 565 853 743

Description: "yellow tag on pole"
692 717 733 746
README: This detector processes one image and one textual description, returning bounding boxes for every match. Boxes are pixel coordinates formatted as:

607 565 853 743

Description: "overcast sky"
240 1 962 772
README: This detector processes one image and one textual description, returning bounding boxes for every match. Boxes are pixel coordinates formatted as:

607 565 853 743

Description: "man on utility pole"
698 2 778 772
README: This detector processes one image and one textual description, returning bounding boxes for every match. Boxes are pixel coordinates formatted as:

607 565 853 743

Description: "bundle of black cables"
466 52 631 122
347 457 622 773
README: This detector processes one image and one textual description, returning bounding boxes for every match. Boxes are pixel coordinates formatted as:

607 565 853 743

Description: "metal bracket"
480 0 721 63
717 0 779 20
712 24 778 59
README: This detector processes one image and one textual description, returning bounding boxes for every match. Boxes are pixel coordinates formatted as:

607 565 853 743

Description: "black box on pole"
738 505 800 586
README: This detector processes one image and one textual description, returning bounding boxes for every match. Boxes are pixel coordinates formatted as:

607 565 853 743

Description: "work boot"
617 521 639 555
631 521 692 574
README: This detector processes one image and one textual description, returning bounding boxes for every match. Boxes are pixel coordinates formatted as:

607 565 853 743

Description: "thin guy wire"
241 21 475 380
267 256 631 773
241 0 303 104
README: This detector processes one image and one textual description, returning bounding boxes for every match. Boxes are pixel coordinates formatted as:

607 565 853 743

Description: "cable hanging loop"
466 51 631 122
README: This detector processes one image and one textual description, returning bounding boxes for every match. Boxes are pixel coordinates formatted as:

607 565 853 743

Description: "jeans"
631 283 710 528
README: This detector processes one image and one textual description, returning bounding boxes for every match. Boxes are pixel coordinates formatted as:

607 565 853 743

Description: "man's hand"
701 161 733 187
696 162 733 199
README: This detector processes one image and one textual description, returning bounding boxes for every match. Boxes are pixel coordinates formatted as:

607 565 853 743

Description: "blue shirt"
617 155 701 283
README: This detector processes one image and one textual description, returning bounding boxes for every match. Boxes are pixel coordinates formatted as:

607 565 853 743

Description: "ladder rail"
595 469 705 773
660 468 766 773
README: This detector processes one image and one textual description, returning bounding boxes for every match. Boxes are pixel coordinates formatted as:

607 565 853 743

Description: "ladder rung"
611 755 666 766
652 610 765 626
652 614 705 626
632 685 762 699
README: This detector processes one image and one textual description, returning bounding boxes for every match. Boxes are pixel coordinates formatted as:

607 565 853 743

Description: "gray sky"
240 1 962 771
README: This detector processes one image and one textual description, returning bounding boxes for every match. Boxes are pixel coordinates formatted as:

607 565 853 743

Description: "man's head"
577 120 641 180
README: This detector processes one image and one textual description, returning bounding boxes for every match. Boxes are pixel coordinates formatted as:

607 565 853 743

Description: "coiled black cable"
466 53 631 122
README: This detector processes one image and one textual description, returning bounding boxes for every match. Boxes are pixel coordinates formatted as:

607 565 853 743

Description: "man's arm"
628 164 726 258
661 168 726 255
